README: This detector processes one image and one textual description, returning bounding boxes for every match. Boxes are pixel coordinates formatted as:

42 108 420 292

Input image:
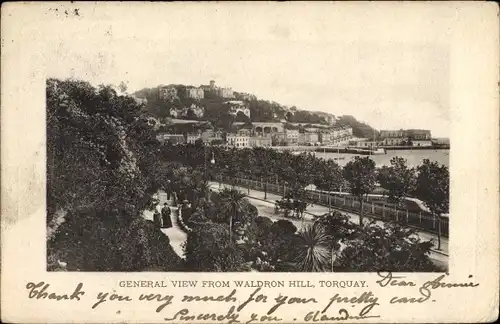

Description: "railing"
216 175 449 238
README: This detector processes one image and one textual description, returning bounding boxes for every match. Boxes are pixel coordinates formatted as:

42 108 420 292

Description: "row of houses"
159 80 238 101
157 129 224 145
169 104 205 118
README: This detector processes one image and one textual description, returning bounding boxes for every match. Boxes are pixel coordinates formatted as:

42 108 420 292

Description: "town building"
238 92 257 101
199 130 223 144
218 87 234 99
209 131 224 144
319 125 353 145
199 80 234 98
226 134 250 148
271 132 287 146
304 126 320 133
285 129 300 144
233 122 284 137
170 104 205 119
357 140 382 148
186 134 201 144
159 86 178 101
382 137 409 146
379 129 432 143
185 87 204 100
379 130 406 139
376 129 432 146
412 140 433 147
406 129 432 140
298 132 319 145
249 137 272 148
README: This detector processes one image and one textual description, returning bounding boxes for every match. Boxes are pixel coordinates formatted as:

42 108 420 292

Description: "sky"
45 3 453 137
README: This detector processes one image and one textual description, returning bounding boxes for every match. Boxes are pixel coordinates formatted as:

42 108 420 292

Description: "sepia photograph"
46 18 450 273
3 2 499 323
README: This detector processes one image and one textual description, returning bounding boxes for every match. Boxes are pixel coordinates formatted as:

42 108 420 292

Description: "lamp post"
210 151 215 184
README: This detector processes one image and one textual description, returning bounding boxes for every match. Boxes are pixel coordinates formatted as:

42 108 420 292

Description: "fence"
216 175 449 237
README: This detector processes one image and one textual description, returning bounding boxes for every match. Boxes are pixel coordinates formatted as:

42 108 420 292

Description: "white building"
298 132 319 145
239 92 257 101
186 134 201 144
226 134 250 148
218 87 234 99
412 140 433 147
186 87 204 100
249 137 272 148
159 86 178 101
285 129 300 144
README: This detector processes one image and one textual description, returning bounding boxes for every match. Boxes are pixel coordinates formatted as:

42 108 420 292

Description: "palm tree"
295 222 331 272
219 187 247 242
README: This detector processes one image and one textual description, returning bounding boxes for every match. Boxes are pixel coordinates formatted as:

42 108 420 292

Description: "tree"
414 159 449 250
46 78 183 271
294 222 331 272
334 221 437 272
343 157 376 225
377 157 416 208
219 187 247 242
184 222 247 271
118 81 128 95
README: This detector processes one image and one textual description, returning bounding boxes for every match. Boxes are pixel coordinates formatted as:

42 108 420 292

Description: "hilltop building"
218 87 234 99
159 86 178 101
237 92 257 101
185 87 204 100
200 80 234 98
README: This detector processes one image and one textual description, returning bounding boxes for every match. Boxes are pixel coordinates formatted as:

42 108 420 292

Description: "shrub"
184 222 246 271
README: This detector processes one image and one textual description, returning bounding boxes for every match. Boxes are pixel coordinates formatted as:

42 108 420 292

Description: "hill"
133 84 376 135
336 115 379 138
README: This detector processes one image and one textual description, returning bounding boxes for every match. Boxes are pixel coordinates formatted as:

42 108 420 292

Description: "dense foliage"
160 145 346 192
46 78 182 271
336 115 379 138
313 212 439 272
414 159 450 250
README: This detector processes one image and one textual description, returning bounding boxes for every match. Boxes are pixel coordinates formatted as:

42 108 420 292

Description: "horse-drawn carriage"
274 199 307 219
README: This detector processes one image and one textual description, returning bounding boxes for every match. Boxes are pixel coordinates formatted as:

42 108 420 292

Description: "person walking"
161 203 172 228
153 207 162 228
166 180 172 201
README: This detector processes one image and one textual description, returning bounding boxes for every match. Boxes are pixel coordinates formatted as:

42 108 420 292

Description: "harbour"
310 149 449 167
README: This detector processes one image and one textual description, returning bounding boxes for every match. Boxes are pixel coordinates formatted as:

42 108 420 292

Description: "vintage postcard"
1 1 499 323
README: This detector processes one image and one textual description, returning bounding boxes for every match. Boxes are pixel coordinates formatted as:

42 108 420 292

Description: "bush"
48 209 183 271
334 221 438 272
184 222 247 271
